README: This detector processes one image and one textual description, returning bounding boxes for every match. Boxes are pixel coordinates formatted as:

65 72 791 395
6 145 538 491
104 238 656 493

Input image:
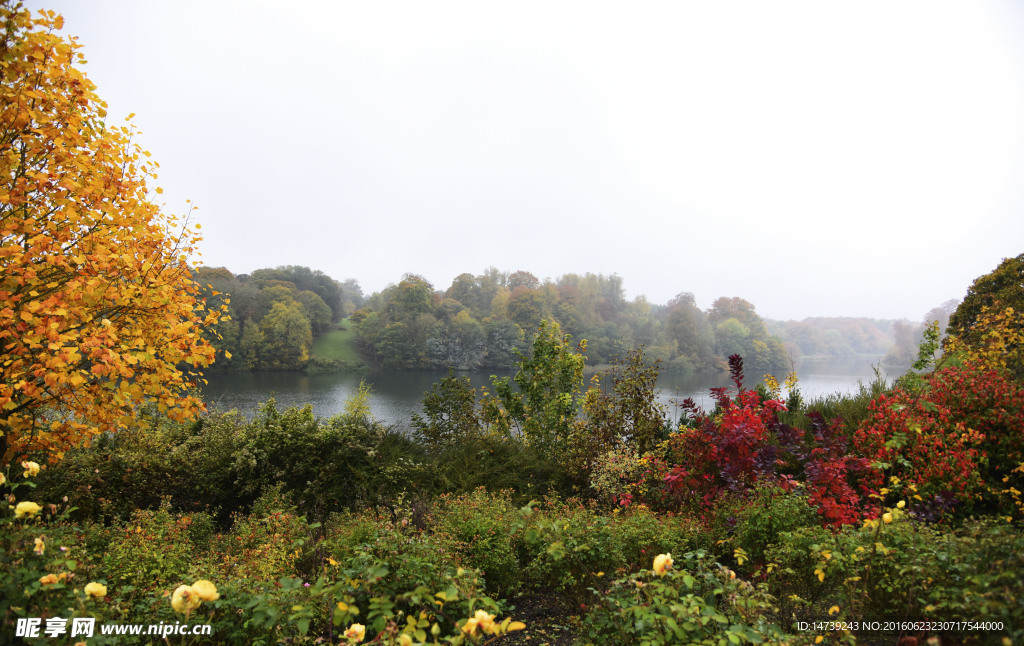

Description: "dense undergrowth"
3 314 1023 645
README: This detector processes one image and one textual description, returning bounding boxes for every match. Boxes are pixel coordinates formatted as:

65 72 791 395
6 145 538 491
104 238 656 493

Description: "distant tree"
446 273 478 309
239 323 265 369
338 278 365 317
506 288 550 333
482 319 525 369
429 311 486 370
387 274 436 321
296 290 333 335
707 296 767 337
260 301 312 369
923 299 960 334
507 270 540 291
714 318 751 358
664 293 716 370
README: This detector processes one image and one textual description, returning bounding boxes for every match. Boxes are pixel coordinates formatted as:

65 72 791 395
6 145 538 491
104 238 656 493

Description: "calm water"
201 357 892 429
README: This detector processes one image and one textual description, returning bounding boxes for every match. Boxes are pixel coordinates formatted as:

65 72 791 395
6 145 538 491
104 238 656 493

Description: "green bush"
581 550 789 645
517 500 704 600
429 489 523 597
764 513 1023 643
733 487 819 569
424 435 575 501
102 504 198 593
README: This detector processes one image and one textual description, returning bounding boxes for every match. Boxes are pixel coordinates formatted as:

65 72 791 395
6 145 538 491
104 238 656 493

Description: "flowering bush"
581 549 789 645
764 511 1023 643
854 361 1024 517
658 355 878 528
101 504 199 592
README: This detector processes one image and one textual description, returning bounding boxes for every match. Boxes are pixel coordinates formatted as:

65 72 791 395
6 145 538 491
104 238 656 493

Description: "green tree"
260 301 312 369
506 288 549 333
429 310 486 370
714 318 750 359
411 369 483 450
481 320 585 451
568 347 667 476
664 292 715 370
482 319 525 369
387 274 436 321
296 290 332 336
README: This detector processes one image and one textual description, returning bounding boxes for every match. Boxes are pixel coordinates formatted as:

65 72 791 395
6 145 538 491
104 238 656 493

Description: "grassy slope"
311 319 364 363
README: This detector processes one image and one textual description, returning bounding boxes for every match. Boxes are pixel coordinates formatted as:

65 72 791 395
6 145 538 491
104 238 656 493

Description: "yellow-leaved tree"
0 5 224 465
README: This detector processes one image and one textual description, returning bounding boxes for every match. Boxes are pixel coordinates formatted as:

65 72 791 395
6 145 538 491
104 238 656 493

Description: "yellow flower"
15 501 43 519
882 513 893 524
22 461 40 477
191 579 219 602
473 609 497 635
653 553 673 576
897 500 906 509
0 472 5 486
39 573 59 586
343 623 365 642
84 582 107 598
461 617 479 635
171 585 201 614
34 537 45 555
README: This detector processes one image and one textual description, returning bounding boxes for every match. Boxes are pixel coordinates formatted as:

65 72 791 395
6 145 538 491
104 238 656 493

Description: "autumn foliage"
0 6 223 464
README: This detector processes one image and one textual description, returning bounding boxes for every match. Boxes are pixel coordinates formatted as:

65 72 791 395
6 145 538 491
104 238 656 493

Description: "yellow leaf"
507 622 526 632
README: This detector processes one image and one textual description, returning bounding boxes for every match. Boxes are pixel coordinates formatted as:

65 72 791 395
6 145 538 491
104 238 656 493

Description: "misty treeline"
352 270 791 374
767 298 961 369
193 265 957 374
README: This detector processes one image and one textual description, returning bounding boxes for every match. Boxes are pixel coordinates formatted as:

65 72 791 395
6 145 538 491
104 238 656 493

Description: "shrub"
733 487 819 569
853 361 1024 518
102 504 197 593
765 512 1023 643
429 489 522 597
581 550 790 645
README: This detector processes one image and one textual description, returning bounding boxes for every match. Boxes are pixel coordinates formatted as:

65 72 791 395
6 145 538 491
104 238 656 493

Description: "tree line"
352 269 790 374
194 264 985 377
194 266 364 370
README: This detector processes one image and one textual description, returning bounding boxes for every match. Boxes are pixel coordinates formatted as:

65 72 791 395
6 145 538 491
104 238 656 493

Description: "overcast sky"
28 1 1024 320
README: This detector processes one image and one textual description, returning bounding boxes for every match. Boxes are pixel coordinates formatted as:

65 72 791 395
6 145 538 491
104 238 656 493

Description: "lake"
201 356 894 429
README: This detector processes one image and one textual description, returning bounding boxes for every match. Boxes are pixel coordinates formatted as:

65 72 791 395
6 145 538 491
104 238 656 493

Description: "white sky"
28 1 1024 320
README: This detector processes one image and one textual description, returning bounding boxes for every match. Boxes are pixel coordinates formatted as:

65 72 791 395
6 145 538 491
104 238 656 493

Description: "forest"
3 6 1023 646
197 264 948 378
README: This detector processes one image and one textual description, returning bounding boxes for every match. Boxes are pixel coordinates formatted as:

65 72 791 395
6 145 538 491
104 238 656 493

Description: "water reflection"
202 356 891 430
